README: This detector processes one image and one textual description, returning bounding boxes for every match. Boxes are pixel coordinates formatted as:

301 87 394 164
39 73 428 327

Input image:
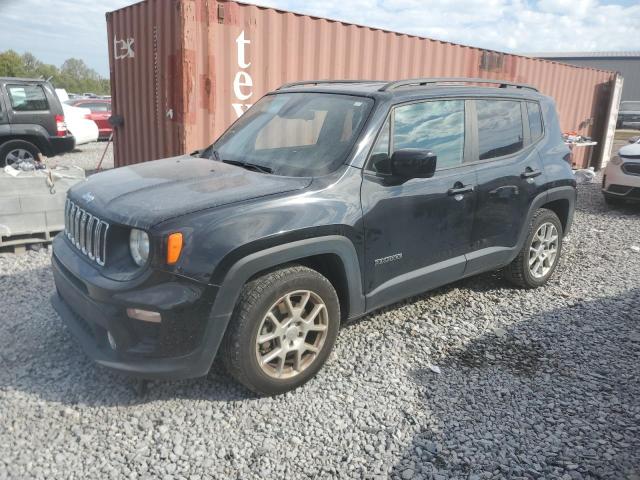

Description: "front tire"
503 208 563 288
0 140 41 168
221 265 340 396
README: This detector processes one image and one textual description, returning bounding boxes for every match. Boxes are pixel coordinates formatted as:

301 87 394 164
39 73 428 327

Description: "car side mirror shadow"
390 149 437 181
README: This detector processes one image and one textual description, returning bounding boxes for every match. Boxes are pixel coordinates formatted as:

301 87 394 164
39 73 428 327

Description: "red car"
66 99 112 140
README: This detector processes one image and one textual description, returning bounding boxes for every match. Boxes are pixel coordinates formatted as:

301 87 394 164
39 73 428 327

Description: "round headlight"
129 229 149 266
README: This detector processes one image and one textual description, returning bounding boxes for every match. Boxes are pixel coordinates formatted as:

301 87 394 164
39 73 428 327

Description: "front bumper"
603 162 640 202
51 234 222 379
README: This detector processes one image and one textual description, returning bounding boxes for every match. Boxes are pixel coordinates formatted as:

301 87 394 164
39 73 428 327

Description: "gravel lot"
46 140 114 173
1 176 639 480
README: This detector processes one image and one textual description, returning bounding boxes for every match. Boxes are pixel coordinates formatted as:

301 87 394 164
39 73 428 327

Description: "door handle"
521 168 542 179
447 184 474 196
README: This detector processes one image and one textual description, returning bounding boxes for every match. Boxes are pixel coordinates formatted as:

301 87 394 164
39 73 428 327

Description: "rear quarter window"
7 85 49 111
526 101 543 142
476 100 523 160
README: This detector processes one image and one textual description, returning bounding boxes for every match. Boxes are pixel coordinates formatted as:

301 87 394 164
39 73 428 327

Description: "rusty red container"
107 0 618 168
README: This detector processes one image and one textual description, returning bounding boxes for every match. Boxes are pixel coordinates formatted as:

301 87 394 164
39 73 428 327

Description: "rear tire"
221 265 340 396
503 208 563 288
0 140 41 168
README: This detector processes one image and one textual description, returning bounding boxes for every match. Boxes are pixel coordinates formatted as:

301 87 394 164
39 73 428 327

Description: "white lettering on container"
232 30 253 118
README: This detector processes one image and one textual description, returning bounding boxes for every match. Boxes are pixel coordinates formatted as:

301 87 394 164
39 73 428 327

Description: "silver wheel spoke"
283 295 296 317
261 347 284 365
304 303 325 323
306 323 327 333
257 331 279 344
304 343 319 354
292 349 303 372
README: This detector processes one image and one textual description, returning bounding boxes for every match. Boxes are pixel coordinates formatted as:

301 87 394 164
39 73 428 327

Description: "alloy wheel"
528 222 559 279
255 290 329 379
6 148 35 168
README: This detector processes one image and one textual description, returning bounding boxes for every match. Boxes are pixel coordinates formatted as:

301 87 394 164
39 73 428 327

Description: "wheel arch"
540 198 570 235
215 236 364 321
197 235 365 374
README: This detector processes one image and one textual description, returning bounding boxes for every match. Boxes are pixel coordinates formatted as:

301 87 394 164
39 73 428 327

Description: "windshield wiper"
222 159 273 174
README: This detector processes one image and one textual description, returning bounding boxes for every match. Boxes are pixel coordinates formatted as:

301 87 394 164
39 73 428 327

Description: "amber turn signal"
166 232 183 265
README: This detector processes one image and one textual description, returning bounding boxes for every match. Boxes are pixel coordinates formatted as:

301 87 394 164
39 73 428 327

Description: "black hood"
69 156 311 229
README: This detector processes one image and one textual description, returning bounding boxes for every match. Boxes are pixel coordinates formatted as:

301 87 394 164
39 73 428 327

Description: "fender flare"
196 235 365 373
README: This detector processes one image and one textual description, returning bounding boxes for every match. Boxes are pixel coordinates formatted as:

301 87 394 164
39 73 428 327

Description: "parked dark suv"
51 78 576 395
0 77 75 167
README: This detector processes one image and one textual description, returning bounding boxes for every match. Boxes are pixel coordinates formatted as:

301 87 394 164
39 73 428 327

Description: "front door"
466 99 547 275
361 99 477 311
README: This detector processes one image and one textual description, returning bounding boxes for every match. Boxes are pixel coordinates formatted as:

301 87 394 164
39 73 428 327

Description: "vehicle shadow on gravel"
389 288 640 480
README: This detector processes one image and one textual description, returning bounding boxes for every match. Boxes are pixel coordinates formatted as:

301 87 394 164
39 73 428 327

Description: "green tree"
0 50 110 95
0 50 26 77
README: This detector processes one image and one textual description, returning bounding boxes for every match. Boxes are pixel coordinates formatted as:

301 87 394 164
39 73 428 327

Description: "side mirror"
390 149 437 179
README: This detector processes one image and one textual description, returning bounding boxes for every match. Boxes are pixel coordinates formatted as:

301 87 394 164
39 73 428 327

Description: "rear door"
465 98 546 275
5 82 56 136
361 98 478 310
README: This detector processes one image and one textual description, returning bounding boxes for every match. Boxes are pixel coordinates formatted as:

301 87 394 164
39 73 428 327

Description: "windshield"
212 93 374 177
621 102 640 111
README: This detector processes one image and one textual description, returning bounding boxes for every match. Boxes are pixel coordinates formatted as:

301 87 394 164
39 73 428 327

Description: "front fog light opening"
127 308 162 323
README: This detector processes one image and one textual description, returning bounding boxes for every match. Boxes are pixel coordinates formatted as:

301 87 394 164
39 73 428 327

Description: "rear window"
82 102 110 112
7 84 49 111
476 100 523 160
527 102 543 141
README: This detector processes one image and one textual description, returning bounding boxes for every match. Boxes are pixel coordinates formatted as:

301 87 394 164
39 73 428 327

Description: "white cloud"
259 0 640 53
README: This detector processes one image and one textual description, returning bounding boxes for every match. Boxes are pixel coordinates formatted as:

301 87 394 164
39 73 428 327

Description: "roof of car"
0 77 50 83
272 78 546 102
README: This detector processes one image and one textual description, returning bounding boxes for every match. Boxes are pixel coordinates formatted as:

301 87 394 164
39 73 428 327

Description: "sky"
0 0 638 77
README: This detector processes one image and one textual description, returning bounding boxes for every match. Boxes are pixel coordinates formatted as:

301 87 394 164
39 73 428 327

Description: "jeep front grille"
64 199 109 266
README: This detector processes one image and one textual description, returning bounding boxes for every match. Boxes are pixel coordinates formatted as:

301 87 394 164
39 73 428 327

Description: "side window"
476 100 523 160
394 100 465 170
368 100 465 174
7 85 49 111
527 101 543 142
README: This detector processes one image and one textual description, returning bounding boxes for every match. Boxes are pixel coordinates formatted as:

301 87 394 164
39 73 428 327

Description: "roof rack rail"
379 77 538 92
277 79 382 90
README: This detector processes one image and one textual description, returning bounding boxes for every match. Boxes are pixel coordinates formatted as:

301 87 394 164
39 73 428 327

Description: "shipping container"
107 0 619 169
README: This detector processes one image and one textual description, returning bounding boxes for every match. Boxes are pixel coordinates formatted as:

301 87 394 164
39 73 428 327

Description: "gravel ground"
1 176 639 480
46 140 114 173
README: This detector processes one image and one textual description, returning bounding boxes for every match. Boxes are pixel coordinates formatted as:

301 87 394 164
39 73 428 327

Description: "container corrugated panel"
107 0 617 168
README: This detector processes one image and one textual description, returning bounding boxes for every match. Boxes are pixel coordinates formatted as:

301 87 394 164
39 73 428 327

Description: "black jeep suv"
0 77 75 166
51 78 576 395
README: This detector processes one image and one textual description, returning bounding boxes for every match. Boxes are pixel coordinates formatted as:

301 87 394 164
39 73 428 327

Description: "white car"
62 104 99 146
603 138 640 205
